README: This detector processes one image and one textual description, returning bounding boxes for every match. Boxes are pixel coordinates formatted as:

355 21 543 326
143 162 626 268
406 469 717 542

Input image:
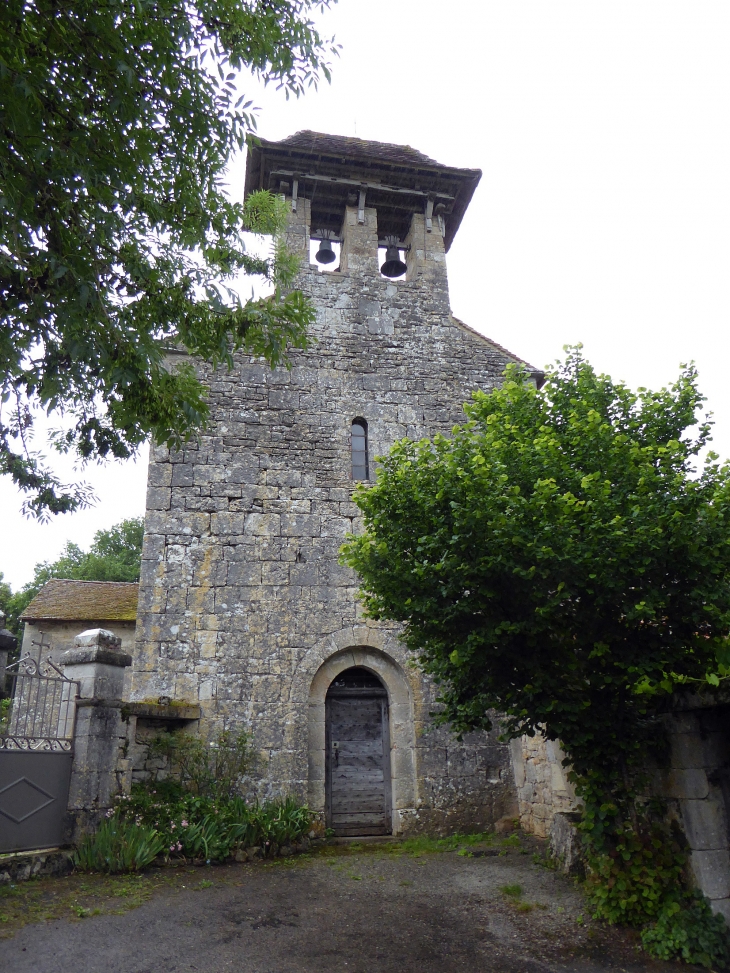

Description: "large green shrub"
340 350 730 962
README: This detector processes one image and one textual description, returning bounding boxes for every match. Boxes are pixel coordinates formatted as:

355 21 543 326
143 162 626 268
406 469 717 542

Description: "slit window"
351 419 368 481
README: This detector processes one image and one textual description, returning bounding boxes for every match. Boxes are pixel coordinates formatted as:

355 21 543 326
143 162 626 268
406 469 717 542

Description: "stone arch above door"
296 626 419 832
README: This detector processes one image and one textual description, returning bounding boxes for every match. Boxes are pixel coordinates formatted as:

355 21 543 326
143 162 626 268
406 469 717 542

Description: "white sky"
2 0 729 591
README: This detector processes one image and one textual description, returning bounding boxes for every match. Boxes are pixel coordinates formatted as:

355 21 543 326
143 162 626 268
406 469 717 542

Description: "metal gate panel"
0 751 73 853
0 650 78 853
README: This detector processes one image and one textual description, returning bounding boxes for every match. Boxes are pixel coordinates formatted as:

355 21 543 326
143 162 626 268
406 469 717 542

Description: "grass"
498 881 548 914
394 831 494 856
0 872 166 938
305 830 531 864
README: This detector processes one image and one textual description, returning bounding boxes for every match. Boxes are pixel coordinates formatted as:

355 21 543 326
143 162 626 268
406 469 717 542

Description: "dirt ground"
0 836 702 973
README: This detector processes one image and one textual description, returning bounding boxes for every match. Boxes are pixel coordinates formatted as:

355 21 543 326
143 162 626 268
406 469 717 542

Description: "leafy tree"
0 573 13 626
65 517 144 583
341 350 730 940
2 516 145 634
1 0 337 517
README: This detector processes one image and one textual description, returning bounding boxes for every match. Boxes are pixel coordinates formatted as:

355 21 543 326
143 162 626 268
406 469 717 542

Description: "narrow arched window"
351 419 368 481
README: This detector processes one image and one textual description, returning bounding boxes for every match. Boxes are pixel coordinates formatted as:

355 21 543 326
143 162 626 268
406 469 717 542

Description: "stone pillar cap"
60 628 132 668
74 628 122 650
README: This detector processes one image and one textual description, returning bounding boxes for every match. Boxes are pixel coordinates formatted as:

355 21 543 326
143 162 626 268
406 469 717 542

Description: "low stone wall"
0 849 74 884
22 619 136 671
510 734 578 838
508 704 730 918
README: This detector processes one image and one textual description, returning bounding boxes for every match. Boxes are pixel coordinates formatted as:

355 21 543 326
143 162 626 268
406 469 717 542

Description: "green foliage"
341 348 730 950
69 518 145 582
116 788 311 862
0 0 337 517
74 817 166 874
0 573 11 622
101 728 312 864
640 894 730 968
1 517 144 636
147 728 254 802
582 812 686 927
342 349 730 757
76 725 311 871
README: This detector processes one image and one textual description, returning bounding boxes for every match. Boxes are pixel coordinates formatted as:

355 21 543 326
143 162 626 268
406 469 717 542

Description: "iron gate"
0 654 78 853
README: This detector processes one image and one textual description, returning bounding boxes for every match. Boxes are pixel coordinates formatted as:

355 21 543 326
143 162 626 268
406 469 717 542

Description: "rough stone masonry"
130 131 542 835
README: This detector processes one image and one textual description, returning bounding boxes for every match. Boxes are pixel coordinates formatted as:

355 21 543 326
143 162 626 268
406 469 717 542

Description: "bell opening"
310 238 341 272
379 245 407 280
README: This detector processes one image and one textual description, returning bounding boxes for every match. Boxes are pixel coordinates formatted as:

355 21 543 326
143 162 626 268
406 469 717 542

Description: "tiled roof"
276 131 460 171
21 580 138 622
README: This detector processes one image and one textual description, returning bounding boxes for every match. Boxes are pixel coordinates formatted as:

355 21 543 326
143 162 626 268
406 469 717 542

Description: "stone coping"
60 646 133 668
122 701 201 721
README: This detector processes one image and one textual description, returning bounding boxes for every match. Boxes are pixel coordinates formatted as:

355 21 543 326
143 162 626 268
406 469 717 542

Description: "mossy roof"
21 579 138 622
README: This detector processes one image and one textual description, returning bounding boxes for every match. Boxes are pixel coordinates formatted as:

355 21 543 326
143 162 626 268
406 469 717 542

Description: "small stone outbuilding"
20 580 138 671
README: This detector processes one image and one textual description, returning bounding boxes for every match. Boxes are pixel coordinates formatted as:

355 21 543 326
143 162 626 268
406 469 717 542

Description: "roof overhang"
244 132 482 252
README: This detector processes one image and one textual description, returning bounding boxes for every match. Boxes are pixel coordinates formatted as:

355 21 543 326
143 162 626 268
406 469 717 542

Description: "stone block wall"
660 702 730 921
131 190 527 834
510 734 578 838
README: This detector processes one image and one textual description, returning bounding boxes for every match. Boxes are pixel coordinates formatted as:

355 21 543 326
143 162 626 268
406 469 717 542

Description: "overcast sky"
2 0 729 591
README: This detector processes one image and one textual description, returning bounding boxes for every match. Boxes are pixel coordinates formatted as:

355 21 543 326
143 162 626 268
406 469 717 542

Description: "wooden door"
326 692 391 836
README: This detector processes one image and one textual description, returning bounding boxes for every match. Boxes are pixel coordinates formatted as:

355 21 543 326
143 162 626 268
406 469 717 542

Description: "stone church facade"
130 131 541 835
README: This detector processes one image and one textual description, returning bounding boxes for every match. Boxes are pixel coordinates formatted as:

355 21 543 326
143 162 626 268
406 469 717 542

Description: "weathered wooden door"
325 668 391 836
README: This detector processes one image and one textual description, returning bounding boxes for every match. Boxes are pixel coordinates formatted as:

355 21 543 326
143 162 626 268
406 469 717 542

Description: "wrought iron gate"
0 655 78 853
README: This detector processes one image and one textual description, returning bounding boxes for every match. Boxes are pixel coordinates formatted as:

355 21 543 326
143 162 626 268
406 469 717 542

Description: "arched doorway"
325 666 392 836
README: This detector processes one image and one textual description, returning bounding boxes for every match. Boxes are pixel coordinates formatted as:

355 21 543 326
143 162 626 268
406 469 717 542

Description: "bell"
380 245 407 278
315 238 336 264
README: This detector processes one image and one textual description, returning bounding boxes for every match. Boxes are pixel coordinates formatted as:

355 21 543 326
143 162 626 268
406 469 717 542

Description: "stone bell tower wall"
132 138 534 834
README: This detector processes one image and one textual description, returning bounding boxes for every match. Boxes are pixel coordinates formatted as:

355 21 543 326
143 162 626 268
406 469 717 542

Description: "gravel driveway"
0 840 697 973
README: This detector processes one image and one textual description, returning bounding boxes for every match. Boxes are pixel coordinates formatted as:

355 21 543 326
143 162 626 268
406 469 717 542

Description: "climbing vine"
341 350 730 965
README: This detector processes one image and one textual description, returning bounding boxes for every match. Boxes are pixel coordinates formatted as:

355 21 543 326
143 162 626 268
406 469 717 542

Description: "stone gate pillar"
61 628 132 837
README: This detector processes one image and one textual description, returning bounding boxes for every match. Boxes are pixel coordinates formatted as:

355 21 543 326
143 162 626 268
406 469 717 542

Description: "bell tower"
244 130 482 290
132 131 539 836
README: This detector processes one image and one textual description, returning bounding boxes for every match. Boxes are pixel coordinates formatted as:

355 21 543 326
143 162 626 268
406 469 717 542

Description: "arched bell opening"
325 666 392 836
